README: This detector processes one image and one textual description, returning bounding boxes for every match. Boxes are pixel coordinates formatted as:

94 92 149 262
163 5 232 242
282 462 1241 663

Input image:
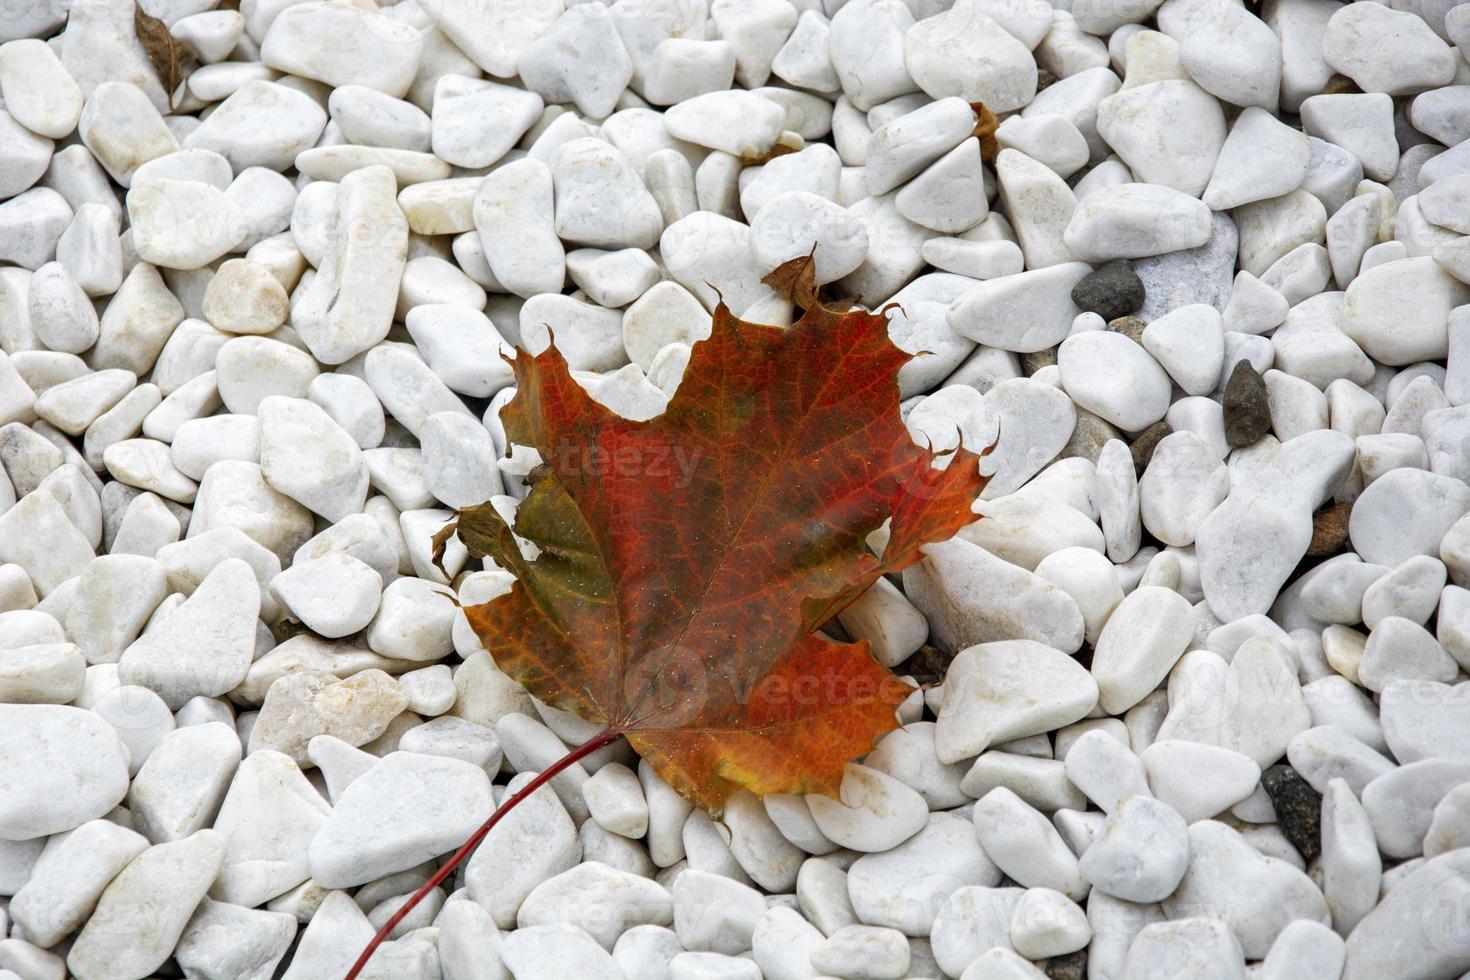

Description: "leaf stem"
343 727 625 980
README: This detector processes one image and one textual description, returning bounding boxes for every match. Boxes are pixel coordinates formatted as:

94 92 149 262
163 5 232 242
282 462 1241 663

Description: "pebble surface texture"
0 1 1468 978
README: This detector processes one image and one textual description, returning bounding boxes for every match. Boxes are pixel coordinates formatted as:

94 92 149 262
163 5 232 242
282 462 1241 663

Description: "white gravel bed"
1 1 1470 979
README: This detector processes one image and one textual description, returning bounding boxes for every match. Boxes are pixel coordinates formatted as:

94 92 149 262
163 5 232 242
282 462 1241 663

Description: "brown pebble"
1062 409 1121 464
1130 420 1173 474
898 644 953 688
1045 949 1087 980
1022 346 1058 375
1223 360 1271 448
1308 500 1353 556
1106 315 1147 344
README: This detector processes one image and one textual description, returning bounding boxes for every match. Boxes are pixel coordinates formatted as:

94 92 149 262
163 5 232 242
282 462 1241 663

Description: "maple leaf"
972 101 1000 161
133 3 190 111
347 260 989 977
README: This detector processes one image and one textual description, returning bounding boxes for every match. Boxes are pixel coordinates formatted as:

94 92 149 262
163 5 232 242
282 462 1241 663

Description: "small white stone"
929 885 1025 977
749 190 869 284
1077 794 1189 904
0 107 53 203
1352 465 1470 566
1036 10 1110 79
1120 917 1246 980
132 148 232 190
806 763 928 853
294 167 408 366
89 682 173 775
460 768 580 928
1163 820 1328 958
1198 430 1355 619
269 554 381 639
660 211 775 317
519 293 628 374
428 75 540 170
1090 585 1197 714
34 368 134 435
1097 79 1226 197
1141 305 1226 397
1203 106 1311 210
905 535 1086 654
518 861 673 950
309 751 492 890
1361 555 1446 629
127 178 245 270
363 573 455 662
771 10 839 94
665 90 787 159
935 639 1099 764
66 830 227 980
501 922 623 979
0 188 72 271
905 2 1036 111
552 137 663 252
1300 93 1400 182
1008 887 1090 959
949 263 1091 354
583 762 649 839
77 82 178 187
117 558 259 709
174 897 297 980
1288 724 1396 797
1410 68 1470 140
1322 1 1457 96
1063 727 1150 814
1176 1 1281 111
184 81 327 172
1064 183 1212 264
256 395 367 523
1141 739 1261 824
972 787 1088 899
1220 636 1312 767
1058 330 1173 432
826 0 917 112
811 925 911 979
1414 176 1470 245
0 39 81 141
8 818 150 948
223 171 296 256
28 260 99 355
1359 616 1459 692
517 4 632 118
622 282 712 373
260 0 423 98
847 811 1000 936
895 138 989 234
740 143 841 218
0 704 130 841
751 906 824 980
644 39 738 105
672 868 767 955
128 720 241 846
566 248 660 309
1362 758 1470 859
864 97 976 196
104 437 197 504
201 259 288 335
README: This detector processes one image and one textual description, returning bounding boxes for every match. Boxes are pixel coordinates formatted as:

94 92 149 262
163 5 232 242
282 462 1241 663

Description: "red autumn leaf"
348 259 989 977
